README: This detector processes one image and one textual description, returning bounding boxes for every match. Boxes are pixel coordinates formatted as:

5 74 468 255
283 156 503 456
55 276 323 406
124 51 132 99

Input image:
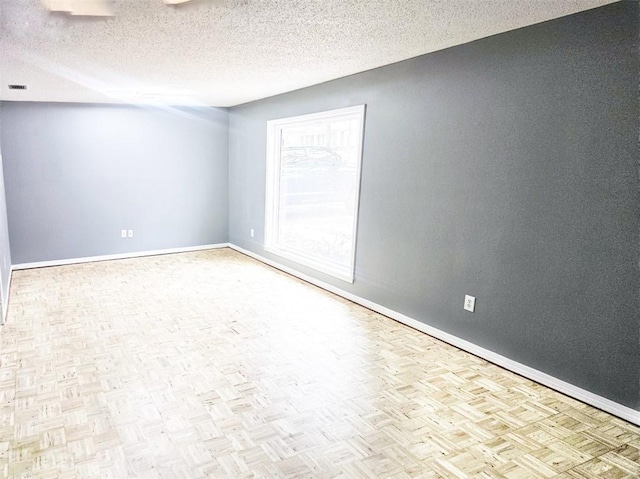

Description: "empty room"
0 0 639 477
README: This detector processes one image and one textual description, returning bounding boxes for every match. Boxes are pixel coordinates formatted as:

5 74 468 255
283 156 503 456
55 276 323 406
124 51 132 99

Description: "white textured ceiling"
0 0 618 107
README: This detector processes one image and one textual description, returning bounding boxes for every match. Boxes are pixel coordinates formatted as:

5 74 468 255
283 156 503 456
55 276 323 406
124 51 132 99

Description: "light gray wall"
1 103 229 264
0 105 13 322
229 2 640 409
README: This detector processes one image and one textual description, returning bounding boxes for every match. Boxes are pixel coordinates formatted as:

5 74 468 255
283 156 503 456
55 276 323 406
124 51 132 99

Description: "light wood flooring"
0 248 639 478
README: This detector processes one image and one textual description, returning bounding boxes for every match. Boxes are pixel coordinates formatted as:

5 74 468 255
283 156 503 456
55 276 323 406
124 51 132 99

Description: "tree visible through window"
265 105 366 282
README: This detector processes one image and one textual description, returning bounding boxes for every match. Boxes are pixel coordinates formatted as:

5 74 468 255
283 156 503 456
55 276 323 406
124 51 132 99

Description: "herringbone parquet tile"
0 248 638 478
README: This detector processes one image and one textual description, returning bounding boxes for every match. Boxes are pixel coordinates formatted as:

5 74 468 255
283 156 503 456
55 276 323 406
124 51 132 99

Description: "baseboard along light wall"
11 243 229 270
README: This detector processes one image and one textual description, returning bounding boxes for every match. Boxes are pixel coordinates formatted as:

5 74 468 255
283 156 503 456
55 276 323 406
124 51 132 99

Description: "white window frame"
264 105 366 283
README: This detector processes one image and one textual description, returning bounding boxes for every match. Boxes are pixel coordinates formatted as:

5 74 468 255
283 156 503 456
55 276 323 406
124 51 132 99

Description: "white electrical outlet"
128 229 134 238
250 229 255 238
121 229 127 238
464 294 476 312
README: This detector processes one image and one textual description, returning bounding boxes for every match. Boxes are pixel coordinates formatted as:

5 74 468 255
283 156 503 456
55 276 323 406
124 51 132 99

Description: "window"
265 105 366 283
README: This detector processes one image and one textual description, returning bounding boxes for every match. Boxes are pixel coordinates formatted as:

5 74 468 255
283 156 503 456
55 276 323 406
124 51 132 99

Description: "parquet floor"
0 248 638 478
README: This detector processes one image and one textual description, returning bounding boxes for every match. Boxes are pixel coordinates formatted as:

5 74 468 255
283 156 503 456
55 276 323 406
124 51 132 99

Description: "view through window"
265 105 365 282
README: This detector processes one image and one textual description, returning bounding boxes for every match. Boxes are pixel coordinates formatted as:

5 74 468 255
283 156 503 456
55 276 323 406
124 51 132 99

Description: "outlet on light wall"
121 229 127 238
250 228 255 238
464 294 476 312
128 229 134 238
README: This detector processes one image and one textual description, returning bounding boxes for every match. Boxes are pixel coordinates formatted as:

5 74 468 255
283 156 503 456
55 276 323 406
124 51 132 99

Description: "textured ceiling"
0 0 618 107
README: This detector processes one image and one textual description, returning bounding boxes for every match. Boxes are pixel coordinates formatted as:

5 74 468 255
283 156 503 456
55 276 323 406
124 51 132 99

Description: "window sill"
264 245 354 284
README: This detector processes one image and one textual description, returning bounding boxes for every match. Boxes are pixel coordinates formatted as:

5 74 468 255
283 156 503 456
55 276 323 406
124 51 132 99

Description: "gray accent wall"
229 2 640 409
0 105 13 322
1 103 229 264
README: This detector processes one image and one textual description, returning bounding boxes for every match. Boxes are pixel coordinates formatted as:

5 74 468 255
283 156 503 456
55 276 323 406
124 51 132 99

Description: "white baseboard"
1 268 11 325
228 243 640 426
12 243 230 270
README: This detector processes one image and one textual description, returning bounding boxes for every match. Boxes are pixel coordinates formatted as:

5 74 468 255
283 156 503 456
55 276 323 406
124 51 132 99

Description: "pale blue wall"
1 103 229 264
0 105 13 322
